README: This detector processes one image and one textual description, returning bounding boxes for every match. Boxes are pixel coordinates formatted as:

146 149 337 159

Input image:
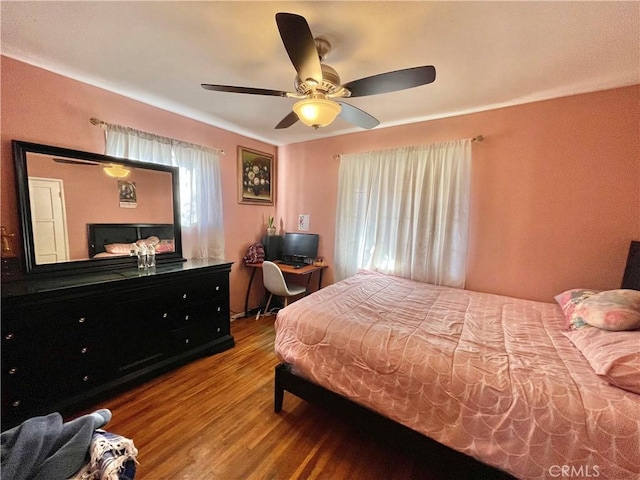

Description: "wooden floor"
75 315 510 480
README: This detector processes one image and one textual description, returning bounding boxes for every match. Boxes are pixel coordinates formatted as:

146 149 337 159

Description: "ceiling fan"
53 158 99 166
201 13 436 130
53 158 131 178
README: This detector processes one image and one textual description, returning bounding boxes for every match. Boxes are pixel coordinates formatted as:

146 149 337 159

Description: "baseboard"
231 307 263 320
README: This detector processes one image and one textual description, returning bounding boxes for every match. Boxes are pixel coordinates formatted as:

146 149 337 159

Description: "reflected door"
28 177 69 264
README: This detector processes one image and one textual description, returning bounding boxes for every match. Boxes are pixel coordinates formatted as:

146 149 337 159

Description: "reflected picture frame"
238 146 275 205
118 180 137 208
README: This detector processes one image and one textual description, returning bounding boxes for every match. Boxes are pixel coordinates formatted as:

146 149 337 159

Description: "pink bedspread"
274 271 640 479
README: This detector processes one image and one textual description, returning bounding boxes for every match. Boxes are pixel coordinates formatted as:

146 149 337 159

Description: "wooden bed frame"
274 363 515 479
273 241 640 479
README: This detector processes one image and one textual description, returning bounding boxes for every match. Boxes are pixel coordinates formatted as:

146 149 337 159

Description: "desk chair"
257 261 306 319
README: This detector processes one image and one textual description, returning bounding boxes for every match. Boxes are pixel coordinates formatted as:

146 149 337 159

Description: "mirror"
13 140 185 275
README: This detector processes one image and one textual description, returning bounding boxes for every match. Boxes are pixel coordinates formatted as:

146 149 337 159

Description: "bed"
274 247 640 479
87 223 175 258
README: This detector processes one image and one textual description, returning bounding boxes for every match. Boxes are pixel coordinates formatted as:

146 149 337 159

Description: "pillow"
554 288 599 330
564 328 640 394
136 236 160 247
104 243 136 255
155 239 175 254
575 289 640 331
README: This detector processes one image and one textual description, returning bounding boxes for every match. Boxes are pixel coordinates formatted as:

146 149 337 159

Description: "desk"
243 261 328 317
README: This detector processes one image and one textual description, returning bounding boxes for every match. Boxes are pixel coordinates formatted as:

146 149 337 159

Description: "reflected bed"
87 223 174 257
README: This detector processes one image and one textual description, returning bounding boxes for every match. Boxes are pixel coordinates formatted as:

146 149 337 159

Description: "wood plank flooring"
74 315 511 480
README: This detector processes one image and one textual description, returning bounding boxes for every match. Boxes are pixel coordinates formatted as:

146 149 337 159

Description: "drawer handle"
184 338 190 344
182 293 187 299
5 333 14 341
216 306 221 312
8 367 17 375
185 315 189 321
12 400 21 407
82 375 89 382
81 347 88 354
215 286 220 291
78 317 86 324
162 313 168 318
216 327 221 333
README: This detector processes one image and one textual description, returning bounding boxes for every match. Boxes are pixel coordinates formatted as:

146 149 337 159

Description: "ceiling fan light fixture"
293 98 342 129
103 163 131 178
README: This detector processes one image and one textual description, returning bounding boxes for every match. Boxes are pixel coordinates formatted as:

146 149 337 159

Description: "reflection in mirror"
26 152 173 264
13 141 184 275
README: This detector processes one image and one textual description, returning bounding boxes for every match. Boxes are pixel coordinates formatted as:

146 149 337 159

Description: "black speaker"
262 235 283 261
621 240 640 290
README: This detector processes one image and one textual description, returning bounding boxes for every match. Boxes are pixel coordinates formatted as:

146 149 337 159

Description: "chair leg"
283 297 289 307
256 292 273 320
256 293 273 321
264 293 273 314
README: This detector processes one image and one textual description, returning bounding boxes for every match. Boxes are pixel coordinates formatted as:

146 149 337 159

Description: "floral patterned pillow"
575 289 640 331
554 288 600 330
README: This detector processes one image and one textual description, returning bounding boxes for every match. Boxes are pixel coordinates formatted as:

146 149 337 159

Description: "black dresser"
1 259 234 430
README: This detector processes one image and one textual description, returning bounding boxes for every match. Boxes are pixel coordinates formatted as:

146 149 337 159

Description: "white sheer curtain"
334 140 471 287
105 125 225 260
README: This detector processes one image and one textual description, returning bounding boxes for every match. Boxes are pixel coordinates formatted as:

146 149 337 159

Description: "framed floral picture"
238 146 275 205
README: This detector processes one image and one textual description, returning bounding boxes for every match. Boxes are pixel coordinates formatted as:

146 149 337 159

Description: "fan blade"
275 111 299 129
201 84 289 97
275 13 322 84
53 158 98 166
343 66 436 98
337 102 380 129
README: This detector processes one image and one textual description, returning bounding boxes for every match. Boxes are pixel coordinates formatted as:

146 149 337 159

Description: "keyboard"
279 260 306 269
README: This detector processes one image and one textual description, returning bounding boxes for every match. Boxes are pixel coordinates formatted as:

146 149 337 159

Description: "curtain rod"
333 134 485 160
89 117 226 155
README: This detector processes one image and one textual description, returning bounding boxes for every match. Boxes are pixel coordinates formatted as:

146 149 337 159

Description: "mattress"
274 270 640 479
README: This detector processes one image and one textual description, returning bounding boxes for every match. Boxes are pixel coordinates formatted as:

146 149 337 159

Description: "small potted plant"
266 215 276 236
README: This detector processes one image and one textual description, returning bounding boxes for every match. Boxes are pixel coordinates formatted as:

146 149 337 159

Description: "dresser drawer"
3 300 112 348
169 298 228 329
3 301 115 381
109 297 171 374
2 362 109 423
3 389 42 424
171 318 228 353
3 363 72 409
169 273 229 304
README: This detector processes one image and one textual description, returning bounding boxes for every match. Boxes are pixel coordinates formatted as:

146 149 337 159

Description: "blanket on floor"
69 430 137 480
1 409 113 480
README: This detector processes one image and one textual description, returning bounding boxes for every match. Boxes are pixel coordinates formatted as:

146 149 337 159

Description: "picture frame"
118 180 137 208
238 146 275 205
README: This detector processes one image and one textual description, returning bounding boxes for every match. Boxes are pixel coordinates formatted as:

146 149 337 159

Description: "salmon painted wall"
1 56 274 314
2 56 638 309
278 85 639 302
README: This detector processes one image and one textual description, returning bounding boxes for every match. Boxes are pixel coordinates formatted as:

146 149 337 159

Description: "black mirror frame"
12 140 185 276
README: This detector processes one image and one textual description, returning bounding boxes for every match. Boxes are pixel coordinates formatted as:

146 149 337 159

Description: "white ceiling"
2 1 638 146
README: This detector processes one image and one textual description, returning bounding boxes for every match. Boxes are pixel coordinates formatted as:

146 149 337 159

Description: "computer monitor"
282 233 319 264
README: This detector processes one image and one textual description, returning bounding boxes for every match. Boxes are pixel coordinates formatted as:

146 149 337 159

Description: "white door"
28 177 70 264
